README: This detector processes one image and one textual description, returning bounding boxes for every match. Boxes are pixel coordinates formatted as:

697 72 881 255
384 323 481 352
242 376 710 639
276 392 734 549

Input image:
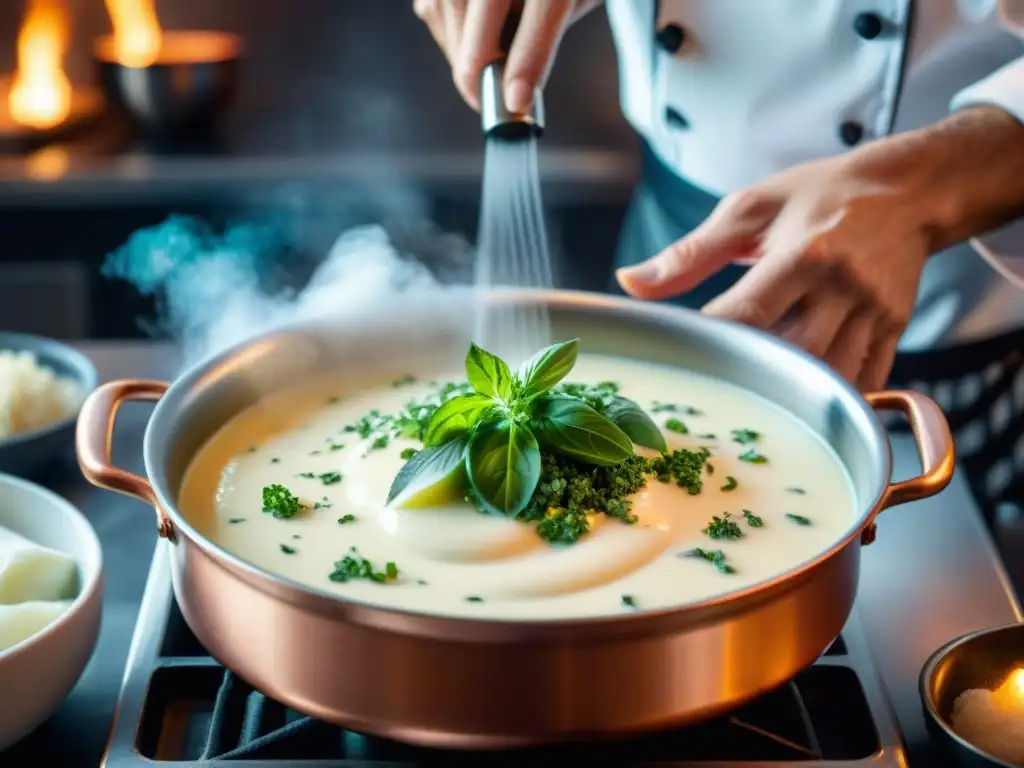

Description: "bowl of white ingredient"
921 622 1024 767
0 332 98 478
0 472 103 751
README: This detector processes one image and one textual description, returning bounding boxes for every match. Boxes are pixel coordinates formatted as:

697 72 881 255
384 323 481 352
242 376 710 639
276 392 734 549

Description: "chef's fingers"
504 0 575 112
823 306 876 385
702 247 816 330
457 0 513 110
780 292 858 359
615 224 760 300
616 190 780 300
441 3 472 104
858 328 900 392
414 0 450 56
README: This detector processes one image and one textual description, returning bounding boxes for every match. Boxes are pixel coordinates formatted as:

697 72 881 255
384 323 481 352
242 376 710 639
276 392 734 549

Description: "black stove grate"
103 545 902 767
131 601 878 765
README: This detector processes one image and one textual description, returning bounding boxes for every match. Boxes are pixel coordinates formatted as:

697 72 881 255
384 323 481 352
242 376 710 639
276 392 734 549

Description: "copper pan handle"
865 390 955 509
76 379 172 537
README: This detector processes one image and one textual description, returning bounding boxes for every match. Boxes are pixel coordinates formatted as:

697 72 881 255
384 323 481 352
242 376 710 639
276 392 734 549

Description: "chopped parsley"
705 462 715 475
280 544 296 554
313 497 333 510
328 548 398 583
392 375 417 387
343 381 474 453
742 509 763 527
400 447 419 460
698 433 717 440
664 418 688 434
327 441 346 452
621 594 637 609
786 513 812 526
721 476 738 492
270 457 280 464
683 547 735 574
786 487 806 495
465 595 484 602
262 484 301 519
738 449 768 464
703 513 743 540
228 517 246 524
553 380 620 413
731 429 760 445
299 471 342 485
337 514 356 524
649 447 711 494
652 401 702 416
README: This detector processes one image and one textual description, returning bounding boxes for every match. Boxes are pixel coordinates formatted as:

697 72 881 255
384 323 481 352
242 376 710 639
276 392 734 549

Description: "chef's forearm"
852 106 1024 253
918 107 1024 250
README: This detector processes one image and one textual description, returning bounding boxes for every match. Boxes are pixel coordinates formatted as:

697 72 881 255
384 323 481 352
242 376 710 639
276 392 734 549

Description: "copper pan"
75 289 954 748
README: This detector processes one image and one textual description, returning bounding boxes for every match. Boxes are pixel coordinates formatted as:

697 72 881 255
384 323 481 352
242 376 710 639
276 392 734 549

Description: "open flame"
8 0 72 129
104 0 163 68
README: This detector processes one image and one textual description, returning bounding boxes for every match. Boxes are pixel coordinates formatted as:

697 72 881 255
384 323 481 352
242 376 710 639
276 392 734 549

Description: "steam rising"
102 207 474 368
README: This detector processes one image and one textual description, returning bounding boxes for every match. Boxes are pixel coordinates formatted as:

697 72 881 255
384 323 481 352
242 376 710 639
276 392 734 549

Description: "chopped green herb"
648 447 711 495
683 547 736 574
652 402 702 416
262 484 301 519
313 496 333 510
742 509 763 527
292 534 301 539
343 381 475 453
720 476 738 492
300 471 343 485
465 595 484 602
310 450 321 456
270 457 280 464
337 514 356 524
328 548 399 583
739 449 768 464
327 396 341 404
400 447 419 461
698 433 717 440
327 441 346 452
703 512 743 540
786 513 812 526
228 517 246 524
247 445 258 453
392 375 417 388
683 406 704 416
705 462 715 475
786 487 806 495
731 429 760 445
621 594 637 609
664 418 689 434
417 579 429 586
280 544 296 554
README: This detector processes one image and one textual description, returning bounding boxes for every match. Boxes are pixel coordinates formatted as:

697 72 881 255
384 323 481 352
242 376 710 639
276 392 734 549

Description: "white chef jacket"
605 0 1024 350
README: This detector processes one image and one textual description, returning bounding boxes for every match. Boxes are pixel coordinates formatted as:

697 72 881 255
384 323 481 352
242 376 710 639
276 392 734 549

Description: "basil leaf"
387 437 468 506
466 419 541 516
518 338 579 395
602 396 667 452
530 394 634 466
423 393 496 447
465 343 514 400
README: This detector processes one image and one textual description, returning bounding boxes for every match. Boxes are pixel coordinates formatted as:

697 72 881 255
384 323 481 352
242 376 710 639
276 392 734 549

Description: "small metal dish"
921 621 1024 767
93 30 241 133
0 333 98 478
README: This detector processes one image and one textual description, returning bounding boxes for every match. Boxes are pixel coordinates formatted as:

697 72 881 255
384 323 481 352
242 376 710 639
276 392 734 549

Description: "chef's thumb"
616 228 738 300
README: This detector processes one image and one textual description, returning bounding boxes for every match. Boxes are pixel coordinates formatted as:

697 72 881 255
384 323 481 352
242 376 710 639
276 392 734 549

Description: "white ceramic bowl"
0 473 103 751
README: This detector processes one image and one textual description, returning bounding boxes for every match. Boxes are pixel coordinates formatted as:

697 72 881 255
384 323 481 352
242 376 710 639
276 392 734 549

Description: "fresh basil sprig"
386 339 666 517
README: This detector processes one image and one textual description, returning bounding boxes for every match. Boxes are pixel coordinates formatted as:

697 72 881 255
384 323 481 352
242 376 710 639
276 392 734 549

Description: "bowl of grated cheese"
0 333 97 478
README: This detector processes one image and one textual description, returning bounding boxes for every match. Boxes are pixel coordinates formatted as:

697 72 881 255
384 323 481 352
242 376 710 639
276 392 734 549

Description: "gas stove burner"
101 544 906 767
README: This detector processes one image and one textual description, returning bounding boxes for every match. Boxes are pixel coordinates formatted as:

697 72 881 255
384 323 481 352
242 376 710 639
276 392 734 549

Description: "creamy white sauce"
179 355 857 620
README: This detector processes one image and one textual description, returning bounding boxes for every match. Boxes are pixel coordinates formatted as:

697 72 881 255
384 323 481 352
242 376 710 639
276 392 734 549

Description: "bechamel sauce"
178 355 857 620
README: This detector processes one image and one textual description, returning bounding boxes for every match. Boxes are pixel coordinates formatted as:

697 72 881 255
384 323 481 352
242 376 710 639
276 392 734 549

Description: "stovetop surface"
103 544 905 767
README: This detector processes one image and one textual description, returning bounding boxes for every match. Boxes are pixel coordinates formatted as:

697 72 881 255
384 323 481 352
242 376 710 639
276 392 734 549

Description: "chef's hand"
615 148 938 392
413 0 602 112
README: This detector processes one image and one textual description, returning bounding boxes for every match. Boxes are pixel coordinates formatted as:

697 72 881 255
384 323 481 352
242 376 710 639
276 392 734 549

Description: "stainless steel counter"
0 341 1019 767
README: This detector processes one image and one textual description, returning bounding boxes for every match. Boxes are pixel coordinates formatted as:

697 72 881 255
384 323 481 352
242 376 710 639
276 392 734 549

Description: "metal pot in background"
75 289 955 748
